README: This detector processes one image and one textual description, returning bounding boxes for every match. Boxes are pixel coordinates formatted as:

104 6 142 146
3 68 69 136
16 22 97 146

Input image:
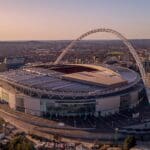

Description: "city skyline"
0 0 150 40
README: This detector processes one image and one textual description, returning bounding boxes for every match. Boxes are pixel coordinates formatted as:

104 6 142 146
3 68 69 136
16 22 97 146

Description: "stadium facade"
0 64 145 117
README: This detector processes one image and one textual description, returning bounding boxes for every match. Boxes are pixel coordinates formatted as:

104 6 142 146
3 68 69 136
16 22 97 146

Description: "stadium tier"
0 64 145 117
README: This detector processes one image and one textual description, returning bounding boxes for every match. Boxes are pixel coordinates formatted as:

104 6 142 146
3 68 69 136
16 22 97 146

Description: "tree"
123 135 136 150
53 134 61 142
8 135 35 150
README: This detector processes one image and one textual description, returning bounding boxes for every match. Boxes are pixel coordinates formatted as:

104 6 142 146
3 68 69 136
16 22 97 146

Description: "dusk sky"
0 0 150 40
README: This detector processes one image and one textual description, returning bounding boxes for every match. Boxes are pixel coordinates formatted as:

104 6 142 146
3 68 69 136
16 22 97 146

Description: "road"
0 104 116 144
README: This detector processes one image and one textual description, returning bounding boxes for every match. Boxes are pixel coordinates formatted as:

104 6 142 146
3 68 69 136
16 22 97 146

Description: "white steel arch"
54 28 146 84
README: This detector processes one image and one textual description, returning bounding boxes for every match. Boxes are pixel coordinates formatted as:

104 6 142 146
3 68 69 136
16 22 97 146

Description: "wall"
130 90 139 108
96 89 140 117
20 94 41 116
96 95 120 116
0 86 16 109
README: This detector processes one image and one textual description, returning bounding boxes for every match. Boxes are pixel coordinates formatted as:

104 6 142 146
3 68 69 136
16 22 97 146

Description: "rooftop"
62 64 127 87
0 64 139 94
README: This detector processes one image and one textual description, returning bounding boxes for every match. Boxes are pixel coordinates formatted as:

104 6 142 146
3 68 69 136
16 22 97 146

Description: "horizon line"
0 38 150 42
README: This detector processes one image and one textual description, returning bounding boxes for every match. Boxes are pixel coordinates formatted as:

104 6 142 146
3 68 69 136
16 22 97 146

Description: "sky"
0 0 150 40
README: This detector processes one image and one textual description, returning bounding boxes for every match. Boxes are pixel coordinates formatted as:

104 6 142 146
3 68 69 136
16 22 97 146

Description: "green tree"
123 135 136 150
53 134 61 142
8 135 35 150
16 143 22 150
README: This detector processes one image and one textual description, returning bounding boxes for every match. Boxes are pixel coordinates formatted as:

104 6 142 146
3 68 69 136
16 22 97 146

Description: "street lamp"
114 128 119 146
2 123 6 135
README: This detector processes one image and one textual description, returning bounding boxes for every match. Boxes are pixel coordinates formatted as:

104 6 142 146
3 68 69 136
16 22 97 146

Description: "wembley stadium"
0 63 145 119
0 28 149 140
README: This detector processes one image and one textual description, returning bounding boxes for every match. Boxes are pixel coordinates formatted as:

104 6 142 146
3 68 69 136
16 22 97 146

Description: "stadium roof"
62 64 127 87
0 64 139 94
